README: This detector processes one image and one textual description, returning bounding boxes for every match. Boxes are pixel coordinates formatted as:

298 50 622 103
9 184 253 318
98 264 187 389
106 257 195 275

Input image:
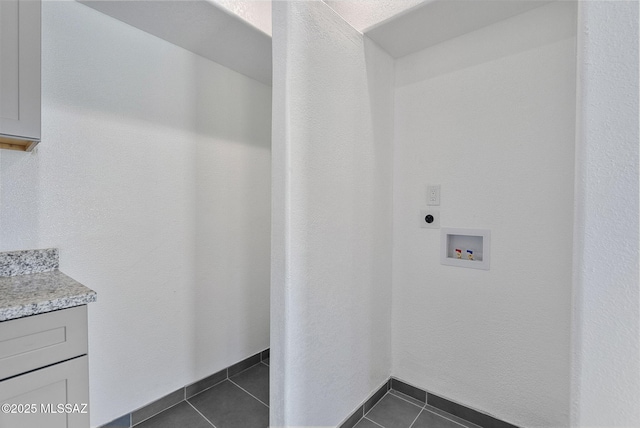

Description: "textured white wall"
392 3 576 426
271 1 394 425
572 1 640 426
0 2 271 426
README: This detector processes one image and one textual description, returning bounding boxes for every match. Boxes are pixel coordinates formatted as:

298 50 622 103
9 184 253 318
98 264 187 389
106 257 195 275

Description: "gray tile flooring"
134 360 270 428
355 390 479 428
132 358 476 428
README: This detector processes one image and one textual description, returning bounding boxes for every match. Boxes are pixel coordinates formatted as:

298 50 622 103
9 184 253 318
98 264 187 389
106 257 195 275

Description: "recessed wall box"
441 228 490 270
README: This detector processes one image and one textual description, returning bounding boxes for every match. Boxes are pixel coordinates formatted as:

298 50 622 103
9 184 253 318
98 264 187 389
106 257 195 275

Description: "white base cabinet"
0 357 89 428
0 306 90 428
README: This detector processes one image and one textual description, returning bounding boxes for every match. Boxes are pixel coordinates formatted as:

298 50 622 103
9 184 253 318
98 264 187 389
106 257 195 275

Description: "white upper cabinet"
0 0 40 151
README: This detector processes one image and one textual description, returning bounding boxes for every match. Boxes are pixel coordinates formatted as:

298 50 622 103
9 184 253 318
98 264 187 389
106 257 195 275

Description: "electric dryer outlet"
420 209 440 229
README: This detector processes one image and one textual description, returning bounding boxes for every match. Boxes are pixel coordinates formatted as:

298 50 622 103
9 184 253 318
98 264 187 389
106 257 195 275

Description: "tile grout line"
131 400 184 427
228 378 270 409
386 390 425 410
393 379 502 428
408 408 424 428
390 378 429 408
187 376 229 401
186 361 268 402
363 391 389 418
229 360 264 378
186 400 218 428
363 416 386 428
363 389 428 428
105 351 270 428
337 381 386 428
421 407 473 428
136 362 266 425
349 378 505 428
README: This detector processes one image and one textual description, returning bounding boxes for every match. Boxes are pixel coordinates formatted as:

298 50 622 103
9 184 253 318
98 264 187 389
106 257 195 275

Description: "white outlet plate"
427 184 440 206
420 209 440 229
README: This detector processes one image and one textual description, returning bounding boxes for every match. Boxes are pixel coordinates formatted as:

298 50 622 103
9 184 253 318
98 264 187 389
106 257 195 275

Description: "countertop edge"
0 290 97 322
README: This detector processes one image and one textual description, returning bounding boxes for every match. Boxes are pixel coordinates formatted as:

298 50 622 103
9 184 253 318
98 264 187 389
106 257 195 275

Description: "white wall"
271 1 394 425
0 2 271 426
572 1 640 426
392 3 577 426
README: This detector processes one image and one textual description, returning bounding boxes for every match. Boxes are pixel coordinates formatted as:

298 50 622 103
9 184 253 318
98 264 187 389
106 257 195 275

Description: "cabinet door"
0 0 40 145
0 356 89 428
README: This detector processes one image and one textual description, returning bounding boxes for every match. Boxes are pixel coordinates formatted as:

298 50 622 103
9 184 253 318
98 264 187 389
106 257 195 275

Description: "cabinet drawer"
0 307 87 381
0 356 89 428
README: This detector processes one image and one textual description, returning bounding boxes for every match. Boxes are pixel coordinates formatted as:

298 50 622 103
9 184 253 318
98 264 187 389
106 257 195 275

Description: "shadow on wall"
395 1 577 88
0 147 42 250
270 1 393 425
43 0 271 148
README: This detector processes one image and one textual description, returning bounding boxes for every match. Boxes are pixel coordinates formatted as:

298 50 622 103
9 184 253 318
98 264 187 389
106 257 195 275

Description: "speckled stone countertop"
0 249 96 322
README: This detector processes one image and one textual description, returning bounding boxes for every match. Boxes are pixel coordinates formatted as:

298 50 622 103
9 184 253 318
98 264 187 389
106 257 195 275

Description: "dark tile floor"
133 359 476 428
135 359 269 428
356 390 479 428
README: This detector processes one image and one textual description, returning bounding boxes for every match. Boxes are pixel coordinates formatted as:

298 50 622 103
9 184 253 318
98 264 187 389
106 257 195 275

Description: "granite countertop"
0 249 97 322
